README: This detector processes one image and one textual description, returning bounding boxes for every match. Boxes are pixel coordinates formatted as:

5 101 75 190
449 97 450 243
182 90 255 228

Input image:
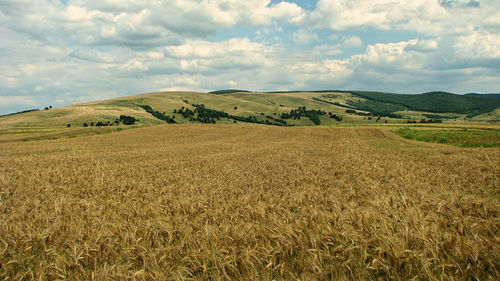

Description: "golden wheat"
0 125 499 280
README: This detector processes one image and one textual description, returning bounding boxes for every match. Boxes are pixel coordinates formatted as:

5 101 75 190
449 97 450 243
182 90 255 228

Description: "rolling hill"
349 91 500 116
465 93 500 99
1 90 499 142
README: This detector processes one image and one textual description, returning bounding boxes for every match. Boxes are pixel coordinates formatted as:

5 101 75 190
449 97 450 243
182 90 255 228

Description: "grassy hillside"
0 91 370 133
1 125 499 280
1 90 499 142
351 91 500 116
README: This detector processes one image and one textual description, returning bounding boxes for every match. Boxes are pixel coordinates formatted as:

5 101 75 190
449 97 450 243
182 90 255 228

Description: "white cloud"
0 95 37 106
405 39 439 53
454 31 500 58
119 60 148 72
268 1 305 24
0 1 303 50
291 59 351 77
349 39 438 73
165 38 272 71
304 0 500 36
70 0 153 13
343 35 362 48
292 29 319 44
64 5 98 21
69 0 305 40
0 0 499 115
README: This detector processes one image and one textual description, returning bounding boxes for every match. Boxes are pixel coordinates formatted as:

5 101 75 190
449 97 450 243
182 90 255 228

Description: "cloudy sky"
1 0 499 114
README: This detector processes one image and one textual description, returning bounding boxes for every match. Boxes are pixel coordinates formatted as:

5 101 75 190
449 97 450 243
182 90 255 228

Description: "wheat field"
0 125 499 280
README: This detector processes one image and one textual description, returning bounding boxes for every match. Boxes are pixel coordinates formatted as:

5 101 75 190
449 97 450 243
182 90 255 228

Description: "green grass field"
394 127 500 147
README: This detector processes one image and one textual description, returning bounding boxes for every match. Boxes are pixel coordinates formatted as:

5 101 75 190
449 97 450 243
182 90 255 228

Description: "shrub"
119 115 138 125
280 106 326 125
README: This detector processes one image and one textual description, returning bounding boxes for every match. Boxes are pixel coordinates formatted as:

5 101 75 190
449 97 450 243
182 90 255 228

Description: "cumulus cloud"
0 1 305 49
68 0 305 39
0 0 499 114
268 1 305 24
288 59 353 89
0 95 37 106
292 29 319 44
70 0 153 13
304 0 499 36
454 31 500 59
405 39 439 53
165 38 272 73
166 38 268 59
343 36 362 48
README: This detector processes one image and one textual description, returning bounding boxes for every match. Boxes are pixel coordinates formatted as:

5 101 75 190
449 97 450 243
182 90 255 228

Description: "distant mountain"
465 93 500 99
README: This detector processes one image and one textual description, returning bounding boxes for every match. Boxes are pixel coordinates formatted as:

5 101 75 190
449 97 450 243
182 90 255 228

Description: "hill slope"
350 91 500 116
465 93 500 99
1 90 499 141
0 91 365 131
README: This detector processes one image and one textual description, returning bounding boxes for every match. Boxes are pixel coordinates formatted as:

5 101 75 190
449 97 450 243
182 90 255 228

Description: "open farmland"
1 125 499 280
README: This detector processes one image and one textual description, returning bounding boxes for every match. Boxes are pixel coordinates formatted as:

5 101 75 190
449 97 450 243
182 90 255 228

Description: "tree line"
138 105 176 123
280 106 342 125
137 103 344 126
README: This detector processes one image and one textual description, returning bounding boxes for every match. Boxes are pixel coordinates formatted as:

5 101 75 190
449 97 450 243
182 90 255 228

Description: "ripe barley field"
0 125 499 280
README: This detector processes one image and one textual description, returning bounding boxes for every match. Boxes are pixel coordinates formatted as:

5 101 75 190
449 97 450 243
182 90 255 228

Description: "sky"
0 0 499 115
